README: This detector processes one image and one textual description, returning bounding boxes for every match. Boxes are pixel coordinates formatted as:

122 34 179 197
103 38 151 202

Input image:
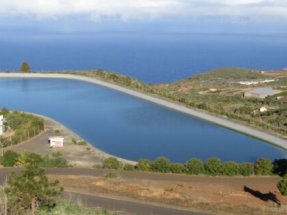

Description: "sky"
0 0 287 35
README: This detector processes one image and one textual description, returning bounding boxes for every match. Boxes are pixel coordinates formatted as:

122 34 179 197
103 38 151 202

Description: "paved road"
0 73 286 150
61 192 210 215
0 168 215 215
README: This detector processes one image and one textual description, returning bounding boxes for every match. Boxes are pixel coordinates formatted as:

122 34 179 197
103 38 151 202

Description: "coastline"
0 72 287 151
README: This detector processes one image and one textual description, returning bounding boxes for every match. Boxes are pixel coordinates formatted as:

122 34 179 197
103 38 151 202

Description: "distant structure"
239 79 276 86
244 88 281 99
49 136 64 147
0 115 7 136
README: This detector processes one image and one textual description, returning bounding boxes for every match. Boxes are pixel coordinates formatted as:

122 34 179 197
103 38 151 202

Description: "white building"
0 115 7 136
49 136 64 147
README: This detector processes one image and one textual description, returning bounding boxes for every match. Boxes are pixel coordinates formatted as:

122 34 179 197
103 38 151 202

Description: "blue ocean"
0 33 286 83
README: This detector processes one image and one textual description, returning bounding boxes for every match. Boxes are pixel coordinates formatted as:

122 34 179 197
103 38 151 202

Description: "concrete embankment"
1 73 287 150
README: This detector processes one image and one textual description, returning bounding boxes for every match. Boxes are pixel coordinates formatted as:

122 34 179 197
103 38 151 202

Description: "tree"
254 158 273 176
103 157 122 170
170 163 186 174
278 174 287 196
19 61 31 73
152 157 171 173
221 162 239 176
5 163 63 215
239 162 254 176
204 158 222 176
186 158 205 175
136 159 152 172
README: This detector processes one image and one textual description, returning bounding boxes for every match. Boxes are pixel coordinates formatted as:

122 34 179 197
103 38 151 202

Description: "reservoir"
0 78 286 163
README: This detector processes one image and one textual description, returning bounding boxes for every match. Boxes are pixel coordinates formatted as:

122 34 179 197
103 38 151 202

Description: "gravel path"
0 73 286 150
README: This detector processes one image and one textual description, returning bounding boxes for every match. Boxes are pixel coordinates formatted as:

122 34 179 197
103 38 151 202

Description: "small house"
49 136 64 147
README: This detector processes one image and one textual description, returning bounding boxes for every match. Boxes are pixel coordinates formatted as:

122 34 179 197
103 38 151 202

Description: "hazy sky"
0 0 286 34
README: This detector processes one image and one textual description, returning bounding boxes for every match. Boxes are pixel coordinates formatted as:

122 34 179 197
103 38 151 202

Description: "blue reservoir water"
0 33 287 83
0 78 286 163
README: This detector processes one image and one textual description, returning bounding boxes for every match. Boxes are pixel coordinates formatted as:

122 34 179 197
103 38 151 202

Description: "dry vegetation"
48 174 287 215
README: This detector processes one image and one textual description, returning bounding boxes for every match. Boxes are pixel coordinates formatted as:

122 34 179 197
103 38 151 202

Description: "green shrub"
254 158 273 176
52 151 62 157
239 163 254 176
136 159 152 171
204 158 222 176
278 174 287 196
221 162 239 176
77 141 87 146
152 157 171 173
170 163 185 174
103 157 122 170
54 130 60 134
41 155 70 168
123 164 135 171
186 158 205 175
1 150 19 167
72 139 77 145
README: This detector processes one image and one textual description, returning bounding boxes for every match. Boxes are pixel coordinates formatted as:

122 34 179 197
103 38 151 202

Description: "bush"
52 151 62 157
278 174 287 196
204 158 222 176
77 141 87 146
186 158 205 175
221 162 239 176
170 163 185 174
153 157 171 173
1 150 19 167
239 163 254 176
41 155 70 168
123 164 135 171
136 159 152 171
254 158 273 176
103 157 122 170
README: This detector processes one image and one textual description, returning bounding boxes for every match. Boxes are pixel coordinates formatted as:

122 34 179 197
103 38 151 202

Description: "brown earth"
48 173 287 215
